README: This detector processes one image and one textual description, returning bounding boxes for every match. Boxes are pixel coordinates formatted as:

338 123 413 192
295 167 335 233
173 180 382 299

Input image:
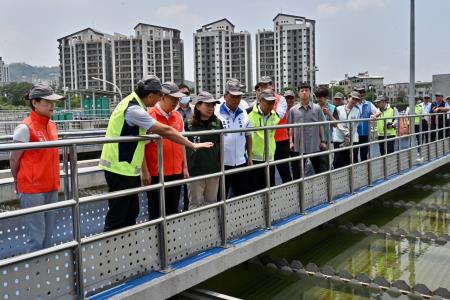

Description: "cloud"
318 0 386 15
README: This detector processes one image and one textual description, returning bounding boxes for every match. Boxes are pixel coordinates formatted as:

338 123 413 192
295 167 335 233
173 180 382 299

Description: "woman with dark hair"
185 91 222 209
10 83 65 251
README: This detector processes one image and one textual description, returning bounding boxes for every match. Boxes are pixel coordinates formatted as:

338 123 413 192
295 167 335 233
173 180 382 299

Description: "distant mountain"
8 63 59 83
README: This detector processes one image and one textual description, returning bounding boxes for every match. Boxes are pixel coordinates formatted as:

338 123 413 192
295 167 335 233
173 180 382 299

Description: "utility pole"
409 0 416 145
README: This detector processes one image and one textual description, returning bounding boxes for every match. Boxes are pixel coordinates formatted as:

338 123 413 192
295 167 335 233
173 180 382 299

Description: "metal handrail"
0 112 449 299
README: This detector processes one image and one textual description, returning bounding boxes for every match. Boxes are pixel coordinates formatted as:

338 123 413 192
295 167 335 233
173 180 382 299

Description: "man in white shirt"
216 79 253 197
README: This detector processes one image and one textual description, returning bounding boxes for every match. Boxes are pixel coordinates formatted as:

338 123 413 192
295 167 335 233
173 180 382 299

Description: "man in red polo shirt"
143 82 187 220
10 83 65 251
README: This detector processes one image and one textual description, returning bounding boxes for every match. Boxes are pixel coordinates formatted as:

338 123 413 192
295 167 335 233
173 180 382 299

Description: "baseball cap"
356 87 366 93
333 92 344 99
350 91 361 100
259 76 272 84
161 82 185 98
424 94 431 98
284 90 295 97
27 83 65 101
374 95 387 103
137 75 162 92
225 79 244 96
446 96 450 101
260 89 276 101
435 92 444 97
192 91 220 105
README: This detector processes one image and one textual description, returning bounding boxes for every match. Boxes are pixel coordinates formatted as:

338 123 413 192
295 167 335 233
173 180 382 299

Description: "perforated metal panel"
331 169 350 198
0 195 150 260
353 163 369 190
444 139 449 153
303 175 328 209
82 224 161 296
226 194 266 240
371 158 384 181
270 183 300 223
437 140 444 157
0 249 75 300
386 155 398 176
430 143 437 159
166 207 221 264
420 145 429 162
399 151 410 171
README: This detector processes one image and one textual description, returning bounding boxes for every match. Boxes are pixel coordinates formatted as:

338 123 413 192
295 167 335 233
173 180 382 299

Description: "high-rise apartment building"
256 14 316 91
0 57 9 83
58 24 184 95
112 23 184 94
58 28 113 91
194 19 252 98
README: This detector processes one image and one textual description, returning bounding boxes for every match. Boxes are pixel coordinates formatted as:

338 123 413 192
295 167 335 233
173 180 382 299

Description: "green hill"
8 63 59 83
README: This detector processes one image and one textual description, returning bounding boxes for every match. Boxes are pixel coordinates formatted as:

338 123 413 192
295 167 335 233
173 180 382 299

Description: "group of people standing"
9 77 450 252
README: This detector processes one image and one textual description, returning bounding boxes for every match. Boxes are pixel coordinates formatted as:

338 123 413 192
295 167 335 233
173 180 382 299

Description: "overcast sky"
1 0 449 85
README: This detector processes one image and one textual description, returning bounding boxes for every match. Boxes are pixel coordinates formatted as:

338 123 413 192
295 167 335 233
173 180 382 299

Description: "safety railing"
0 112 449 299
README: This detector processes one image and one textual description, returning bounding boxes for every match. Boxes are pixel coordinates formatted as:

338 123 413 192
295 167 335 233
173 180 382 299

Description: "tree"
396 90 407 103
0 82 33 107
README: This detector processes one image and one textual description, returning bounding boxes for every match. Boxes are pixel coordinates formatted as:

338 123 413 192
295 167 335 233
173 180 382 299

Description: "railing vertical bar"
397 121 402 175
367 119 373 186
219 132 228 245
263 128 272 229
299 125 305 213
327 122 333 203
62 141 70 200
69 144 84 299
157 138 169 269
349 122 354 194
383 119 388 180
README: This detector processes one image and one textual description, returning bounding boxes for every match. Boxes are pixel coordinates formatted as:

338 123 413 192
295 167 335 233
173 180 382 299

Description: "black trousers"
274 140 292 183
422 120 429 143
148 174 182 220
104 171 141 232
225 163 249 198
353 135 370 162
414 124 421 145
291 151 329 180
333 143 351 169
249 161 275 193
378 136 395 155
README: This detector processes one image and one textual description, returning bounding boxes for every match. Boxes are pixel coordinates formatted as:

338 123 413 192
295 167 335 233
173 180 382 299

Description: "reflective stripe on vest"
376 105 396 136
248 105 280 161
17 111 60 193
99 92 147 176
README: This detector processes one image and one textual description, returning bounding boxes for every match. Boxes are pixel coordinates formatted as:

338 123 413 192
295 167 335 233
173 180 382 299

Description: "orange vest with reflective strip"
274 94 289 142
145 106 185 177
17 111 60 194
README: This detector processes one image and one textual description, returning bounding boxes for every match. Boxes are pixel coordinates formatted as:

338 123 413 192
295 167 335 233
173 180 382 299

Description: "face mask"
180 96 191 105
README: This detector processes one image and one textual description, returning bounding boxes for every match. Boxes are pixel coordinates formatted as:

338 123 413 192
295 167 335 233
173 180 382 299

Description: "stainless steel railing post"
219 132 228 245
383 119 388 180
367 119 373 186
263 128 272 229
299 126 305 214
157 138 169 270
69 144 84 299
327 122 333 203
349 121 355 194
62 140 70 200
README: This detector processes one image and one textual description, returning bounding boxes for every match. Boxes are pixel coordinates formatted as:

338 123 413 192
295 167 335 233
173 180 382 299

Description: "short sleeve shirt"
288 102 325 153
13 124 30 142
124 105 156 131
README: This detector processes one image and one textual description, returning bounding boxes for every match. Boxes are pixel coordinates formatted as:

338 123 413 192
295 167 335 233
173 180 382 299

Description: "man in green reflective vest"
248 89 281 192
374 95 398 155
99 75 213 231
